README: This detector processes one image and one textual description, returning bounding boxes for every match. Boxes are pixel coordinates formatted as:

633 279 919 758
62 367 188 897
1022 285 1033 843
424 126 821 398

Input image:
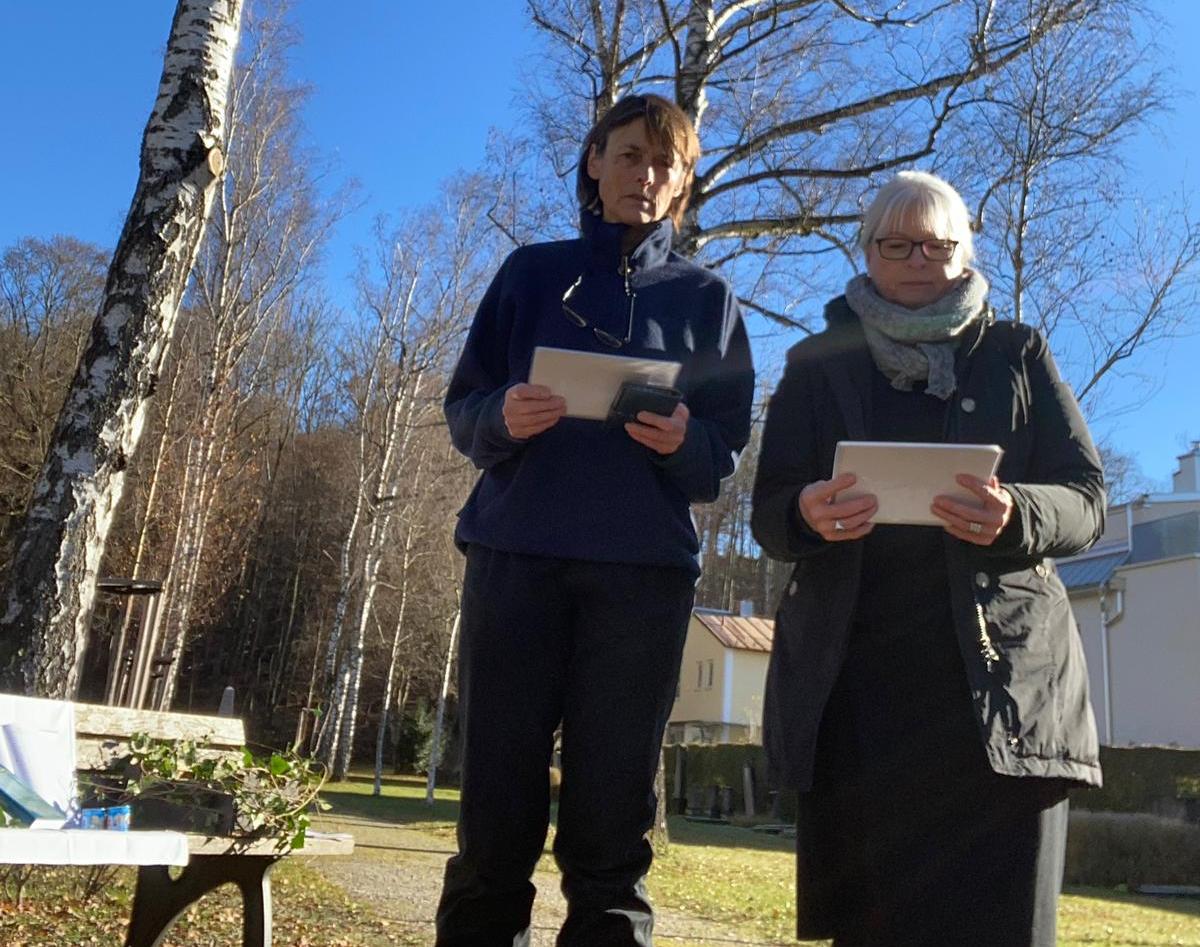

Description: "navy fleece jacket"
445 214 754 575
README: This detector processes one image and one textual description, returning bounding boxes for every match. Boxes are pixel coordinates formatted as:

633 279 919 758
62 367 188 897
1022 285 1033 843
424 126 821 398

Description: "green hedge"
1065 811 1200 885
665 742 1200 885
668 742 1200 823
665 743 795 821
1072 746 1200 817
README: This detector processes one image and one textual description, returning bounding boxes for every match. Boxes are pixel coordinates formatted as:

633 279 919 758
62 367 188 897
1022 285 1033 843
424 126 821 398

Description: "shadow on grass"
1065 885 1200 922
321 787 461 828
339 771 456 788
664 816 796 853
322 778 794 855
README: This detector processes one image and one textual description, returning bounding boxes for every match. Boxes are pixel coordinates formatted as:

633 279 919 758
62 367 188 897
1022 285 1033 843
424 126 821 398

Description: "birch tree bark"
0 0 244 697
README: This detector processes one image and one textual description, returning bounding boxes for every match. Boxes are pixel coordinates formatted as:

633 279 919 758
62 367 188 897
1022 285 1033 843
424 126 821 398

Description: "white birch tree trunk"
155 419 231 708
676 0 717 130
674 0 716 255
312 350 383 757
0 0 243 697
372 588 411 797
317 266 420 771
426 606 461 805
330 545 381 779
330 370 424 780
372 447 429 795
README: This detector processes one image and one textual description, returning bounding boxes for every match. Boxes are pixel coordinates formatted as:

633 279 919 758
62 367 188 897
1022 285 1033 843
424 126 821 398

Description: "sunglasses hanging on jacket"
560 256 637 349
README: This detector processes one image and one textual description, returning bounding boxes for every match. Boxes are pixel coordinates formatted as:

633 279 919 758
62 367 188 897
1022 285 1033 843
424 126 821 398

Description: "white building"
1057 446 1200 748
666 606 773 745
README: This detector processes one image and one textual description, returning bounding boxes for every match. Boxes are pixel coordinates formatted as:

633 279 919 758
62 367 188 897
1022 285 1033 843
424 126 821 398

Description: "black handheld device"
605 381 683 428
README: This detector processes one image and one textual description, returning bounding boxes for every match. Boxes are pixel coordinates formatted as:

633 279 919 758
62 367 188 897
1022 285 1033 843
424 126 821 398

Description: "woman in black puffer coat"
752 170 1104 947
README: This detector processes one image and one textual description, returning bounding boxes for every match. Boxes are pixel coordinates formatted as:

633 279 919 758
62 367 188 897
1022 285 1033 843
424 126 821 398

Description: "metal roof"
693 612 775 653
1057 550 1129 591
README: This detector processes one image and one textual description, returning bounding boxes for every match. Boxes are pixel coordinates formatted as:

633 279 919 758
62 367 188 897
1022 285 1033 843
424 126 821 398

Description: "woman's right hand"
503 383 567 439
798 473 878 542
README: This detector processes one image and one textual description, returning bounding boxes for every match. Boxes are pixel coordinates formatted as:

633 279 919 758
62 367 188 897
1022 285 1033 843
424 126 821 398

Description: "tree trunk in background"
675 1 717 132
373 447 429 795
103 363 185 705
331 372 424 781
0 0 243 697
155 8 336 710
650 748 670 854
425 606 461 805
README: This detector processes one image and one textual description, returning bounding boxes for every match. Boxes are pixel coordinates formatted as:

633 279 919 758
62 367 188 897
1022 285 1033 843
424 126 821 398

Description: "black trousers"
800 759 1070 947
435 546 694 947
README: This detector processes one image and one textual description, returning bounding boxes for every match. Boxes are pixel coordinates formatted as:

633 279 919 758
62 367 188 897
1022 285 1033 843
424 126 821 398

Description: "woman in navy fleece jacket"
435 94 753 946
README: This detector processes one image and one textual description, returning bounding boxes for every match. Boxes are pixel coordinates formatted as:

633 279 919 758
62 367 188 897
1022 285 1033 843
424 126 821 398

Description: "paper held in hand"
528 346 681 421
832 441 1004 526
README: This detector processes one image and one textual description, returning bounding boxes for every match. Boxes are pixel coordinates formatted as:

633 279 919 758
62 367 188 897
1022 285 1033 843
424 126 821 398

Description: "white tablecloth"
0 828 189 865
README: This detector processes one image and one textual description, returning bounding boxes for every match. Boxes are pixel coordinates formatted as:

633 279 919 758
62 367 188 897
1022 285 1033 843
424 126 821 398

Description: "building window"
705 660 714 689
697 661 703 689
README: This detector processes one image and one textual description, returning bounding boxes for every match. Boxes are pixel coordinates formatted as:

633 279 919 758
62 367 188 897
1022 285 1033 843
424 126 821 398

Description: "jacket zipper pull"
619 255 632 296
975 602 1000 673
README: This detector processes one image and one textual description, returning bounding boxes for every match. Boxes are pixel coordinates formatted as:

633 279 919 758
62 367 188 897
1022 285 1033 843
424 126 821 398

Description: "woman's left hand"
626 402 689 455
932 474 1014 546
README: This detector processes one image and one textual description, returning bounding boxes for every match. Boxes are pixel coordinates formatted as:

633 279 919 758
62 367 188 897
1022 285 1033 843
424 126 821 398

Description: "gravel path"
312 811 787 946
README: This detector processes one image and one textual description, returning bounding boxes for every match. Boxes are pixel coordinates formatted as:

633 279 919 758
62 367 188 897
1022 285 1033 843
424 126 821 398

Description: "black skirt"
797 757 1069 947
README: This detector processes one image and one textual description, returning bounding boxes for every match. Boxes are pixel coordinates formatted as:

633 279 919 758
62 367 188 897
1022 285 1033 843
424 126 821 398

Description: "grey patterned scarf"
844 271 990 400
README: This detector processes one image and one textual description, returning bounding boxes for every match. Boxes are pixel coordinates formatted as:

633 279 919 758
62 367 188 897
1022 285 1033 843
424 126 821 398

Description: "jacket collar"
819 294 996 440
954 304 993 374
579 212 674 272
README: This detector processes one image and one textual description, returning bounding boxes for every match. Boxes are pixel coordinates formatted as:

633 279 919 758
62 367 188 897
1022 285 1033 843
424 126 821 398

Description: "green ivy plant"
1176 775 1200 801
116 734 330 851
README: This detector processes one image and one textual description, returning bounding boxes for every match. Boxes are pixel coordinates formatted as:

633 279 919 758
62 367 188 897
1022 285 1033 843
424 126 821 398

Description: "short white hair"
858 170 974 263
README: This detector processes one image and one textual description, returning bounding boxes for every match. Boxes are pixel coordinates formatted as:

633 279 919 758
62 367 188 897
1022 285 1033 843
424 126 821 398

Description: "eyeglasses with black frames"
561 261 638 349
874 238 959 262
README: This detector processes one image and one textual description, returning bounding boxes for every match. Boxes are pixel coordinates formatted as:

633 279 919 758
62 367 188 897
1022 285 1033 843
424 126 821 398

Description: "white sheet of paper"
528 346 681 421
832 441 1004 526
0 694 76 824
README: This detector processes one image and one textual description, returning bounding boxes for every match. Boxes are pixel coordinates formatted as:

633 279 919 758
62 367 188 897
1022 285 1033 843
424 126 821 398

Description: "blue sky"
0 2 1196 487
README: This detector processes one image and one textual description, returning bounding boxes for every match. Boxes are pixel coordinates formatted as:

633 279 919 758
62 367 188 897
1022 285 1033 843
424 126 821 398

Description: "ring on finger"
834 519 846 532
968 521 983 535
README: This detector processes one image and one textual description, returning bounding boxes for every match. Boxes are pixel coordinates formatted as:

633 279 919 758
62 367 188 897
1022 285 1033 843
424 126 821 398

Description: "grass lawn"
649 819 1200 946
321 773 461 841
323 773 1200 946
2 773 1197 945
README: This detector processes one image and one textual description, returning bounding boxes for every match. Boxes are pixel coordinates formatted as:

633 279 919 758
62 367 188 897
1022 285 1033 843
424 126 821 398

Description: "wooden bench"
10 700 353 947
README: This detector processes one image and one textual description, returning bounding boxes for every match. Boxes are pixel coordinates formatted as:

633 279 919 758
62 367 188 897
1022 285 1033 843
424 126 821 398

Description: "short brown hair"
576 94 701 230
